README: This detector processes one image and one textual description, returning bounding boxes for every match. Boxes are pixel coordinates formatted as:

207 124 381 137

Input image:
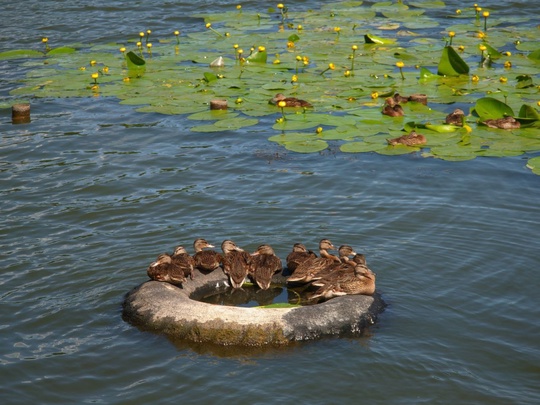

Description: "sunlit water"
1 1 539 404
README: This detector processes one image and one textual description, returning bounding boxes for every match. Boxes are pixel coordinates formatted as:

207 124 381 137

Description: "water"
1 1 540 403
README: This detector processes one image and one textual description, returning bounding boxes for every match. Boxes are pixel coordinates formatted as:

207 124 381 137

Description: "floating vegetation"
2 2 540 173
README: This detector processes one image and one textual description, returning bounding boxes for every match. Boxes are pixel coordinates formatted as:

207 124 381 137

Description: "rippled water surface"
1 1 540 404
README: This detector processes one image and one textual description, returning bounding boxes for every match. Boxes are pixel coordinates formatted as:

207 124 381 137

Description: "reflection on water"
200 284 287 307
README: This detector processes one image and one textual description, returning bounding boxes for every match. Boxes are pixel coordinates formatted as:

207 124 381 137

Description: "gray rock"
122 268 386 346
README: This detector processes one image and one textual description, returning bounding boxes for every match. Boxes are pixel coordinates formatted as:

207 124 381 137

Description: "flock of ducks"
146 238 376 303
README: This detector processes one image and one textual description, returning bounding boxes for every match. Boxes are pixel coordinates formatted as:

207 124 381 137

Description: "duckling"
311 253 366 288
269 93 313 108
171 245 196 280
382 97 405 117
387 130 427 146
221 239 252 289
309 264 376 302
309 244 358 281
192 238 222 273
445 108 465 126
286 243 317 273
249 244 283 290
146 253 187 285
482 116 521 130
286 239 341 284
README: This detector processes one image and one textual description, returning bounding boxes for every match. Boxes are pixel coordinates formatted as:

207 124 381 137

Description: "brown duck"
309 264 376 301
249 244 283 290
270 93 313 108
286 243 317 273
387 130 427 146
221 239 252 289
445 108 465 126
309 244 358 281
171 245 196 280
311 253 366 288
382 97 404 117
286 238 341 284
146 253 187 285
192 238 222 273
482 116 521 130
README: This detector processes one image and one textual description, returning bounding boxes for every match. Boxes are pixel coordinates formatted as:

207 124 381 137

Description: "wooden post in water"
210 99 227 110
12 103 31 124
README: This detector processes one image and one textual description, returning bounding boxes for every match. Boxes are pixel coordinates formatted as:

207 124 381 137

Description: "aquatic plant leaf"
364 34 396 45
47 47 76 55
424 124 463 133
516 75 534 89
483 43 501 60
203 72 218 82
340 141 387 153
473 97 514 120
437 46 469 76
526 156 540 175
246 49 267 64
527 49 540 61
0 49 44 59
518 104 540 120
282 139 329 153
125 51 145 67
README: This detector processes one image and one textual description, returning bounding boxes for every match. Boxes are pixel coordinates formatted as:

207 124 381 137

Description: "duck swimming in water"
192 238 222 273
269 93 313 108
286 243 317 273
171 245 196 280
221 239 252 289
445 108 465 126
249 244 283 290
286 239 341 284
146 253 187 285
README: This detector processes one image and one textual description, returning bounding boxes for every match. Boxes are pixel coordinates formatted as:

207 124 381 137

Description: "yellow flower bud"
456 9 461 14
42 37 48 43
287 41 295 48
119 47 126 53
483 11 489 18
277 4 284 9
344 70 351 77
90 60 96 66
236 5 242 10
458 45 465 52
328 63 335 70
449 31 455 38
258 46 266 52
278 101 287 108
291 74 298 83
472 75 479 83
147 30 152 35
371 91 379 99
206 23 212 29
297 24 303 30
334 27 341 33
396 61 404 68
499 76 507 83
504 61 512 68
352 45 358 51
316 127 323 134
174 31 180 36
139 32 145 38
296 55 302 61
479 44 487 51
91 73 99 79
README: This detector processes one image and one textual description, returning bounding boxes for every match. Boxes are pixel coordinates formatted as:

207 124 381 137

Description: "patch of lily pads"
2 1 540 174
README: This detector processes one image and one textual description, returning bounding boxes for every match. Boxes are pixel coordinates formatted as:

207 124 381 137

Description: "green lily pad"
526 156 540 175
473 97 515 120
437 46 469 76
0 49 44 59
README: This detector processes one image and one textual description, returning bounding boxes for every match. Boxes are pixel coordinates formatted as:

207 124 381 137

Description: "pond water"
1 1 539 404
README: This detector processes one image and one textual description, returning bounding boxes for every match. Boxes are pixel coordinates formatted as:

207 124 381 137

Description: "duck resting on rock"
192 238 222 273
221 239 252 289
286 238 341 284
171 245 196 280
147 253 187 285
310 244 358 281
309 264 376 302
286 243 317 273
249 244 283 290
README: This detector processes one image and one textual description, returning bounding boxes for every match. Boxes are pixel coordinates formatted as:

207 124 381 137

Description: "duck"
221 239 252 289
286 238 341 284
286 243 317 273
171 245 196 280
311 253 366 288
482 116 521 130
146 253 187 285
309 264 376 302
249 244 283 290
445 108 465 126
192 238 222 273
308 244 358 281
269 93 313 108
382 97 405 117
387 130 427 146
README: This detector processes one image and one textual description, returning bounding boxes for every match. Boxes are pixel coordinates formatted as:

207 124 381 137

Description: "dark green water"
1 1 539 404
